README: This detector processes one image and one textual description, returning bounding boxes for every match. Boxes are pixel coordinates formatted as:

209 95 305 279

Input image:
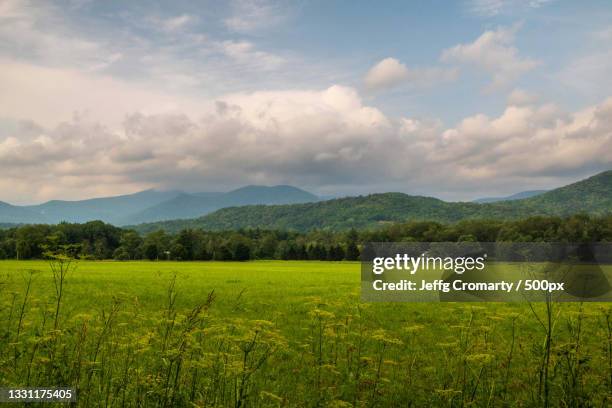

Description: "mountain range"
132 170 612 233
0 185 319 225
1 170 610 231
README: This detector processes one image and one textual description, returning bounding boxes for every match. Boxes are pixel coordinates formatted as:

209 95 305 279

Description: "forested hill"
131 170 612 233
515 169 612 214
132 194 535 233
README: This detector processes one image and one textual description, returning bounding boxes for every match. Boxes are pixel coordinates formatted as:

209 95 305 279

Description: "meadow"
1 260 611 407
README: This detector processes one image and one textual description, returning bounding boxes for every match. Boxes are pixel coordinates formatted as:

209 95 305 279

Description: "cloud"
0 59 210 128
0 1 609 203
364 57 458 91
467 0 554 17
0 86 390 202
364 58 408 89
219 40 285 70
0 0 293 100
0 0 115 71
152 14 196 32
507 88 538 105
1 84 610 203
430 101 612 182
441 23 539 91
224 0 288 33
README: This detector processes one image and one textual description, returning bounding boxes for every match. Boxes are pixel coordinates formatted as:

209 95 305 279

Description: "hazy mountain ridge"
0 185 319 225
126 185 319 224
131 170 612 233
26 189 180 225
0 201 47 224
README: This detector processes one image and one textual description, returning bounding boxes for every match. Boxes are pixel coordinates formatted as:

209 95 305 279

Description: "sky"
1 0 611 204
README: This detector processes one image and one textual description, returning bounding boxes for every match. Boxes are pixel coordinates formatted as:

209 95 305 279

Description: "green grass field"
1 260 611 407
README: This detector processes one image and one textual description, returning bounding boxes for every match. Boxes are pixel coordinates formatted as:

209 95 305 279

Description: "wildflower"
403 324 425 333
309 308 335 320
370 329 403 345
466 353 493 364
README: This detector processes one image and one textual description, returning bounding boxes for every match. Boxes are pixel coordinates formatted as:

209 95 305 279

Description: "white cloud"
0 86 391 202
441 23 539 91
364 57 458 91
425 100 612 184
364 58 409 89
1 83 610 203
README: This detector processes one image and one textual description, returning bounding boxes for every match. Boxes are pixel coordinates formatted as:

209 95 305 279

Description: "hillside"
514 170 612 214
132 170 612 233
131 194 528 233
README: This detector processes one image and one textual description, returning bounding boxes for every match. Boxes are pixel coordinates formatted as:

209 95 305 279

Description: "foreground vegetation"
1 214 611 261
1 260 611 406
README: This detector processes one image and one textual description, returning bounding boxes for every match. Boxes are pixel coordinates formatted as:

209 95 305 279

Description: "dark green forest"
1 214 611 261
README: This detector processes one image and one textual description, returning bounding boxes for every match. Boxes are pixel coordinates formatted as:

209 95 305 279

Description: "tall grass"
0 260 611 406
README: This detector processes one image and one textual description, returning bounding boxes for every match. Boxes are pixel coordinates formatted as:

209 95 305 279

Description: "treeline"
0 214 611 261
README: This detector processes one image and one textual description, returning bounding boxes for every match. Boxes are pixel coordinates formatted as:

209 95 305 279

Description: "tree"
327 245 345 261
118 230 142 260
143 230 170 260
93 237 110 259
143 242 159 261
233 242 251 261
256 234 278 259
113 247 130 260
307 243 327 260
213 244 232 261
345 242 360 260
175 229 202 260
171 243 187 260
